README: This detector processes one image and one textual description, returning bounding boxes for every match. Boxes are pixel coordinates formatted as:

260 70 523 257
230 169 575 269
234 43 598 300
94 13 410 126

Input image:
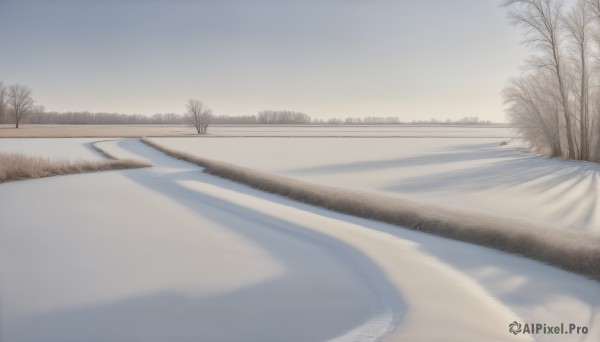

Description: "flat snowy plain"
1 126 599 341
153 128 599 235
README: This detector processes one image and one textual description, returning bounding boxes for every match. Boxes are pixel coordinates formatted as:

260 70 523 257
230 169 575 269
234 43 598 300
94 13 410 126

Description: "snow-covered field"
152 133 600 235
1 128 599 341
0 138 105 161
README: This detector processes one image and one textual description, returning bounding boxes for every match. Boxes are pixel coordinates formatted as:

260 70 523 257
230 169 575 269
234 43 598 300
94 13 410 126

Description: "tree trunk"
578 33 589 161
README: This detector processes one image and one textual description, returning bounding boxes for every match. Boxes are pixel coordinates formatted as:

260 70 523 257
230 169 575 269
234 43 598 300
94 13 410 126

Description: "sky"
0 0 527 122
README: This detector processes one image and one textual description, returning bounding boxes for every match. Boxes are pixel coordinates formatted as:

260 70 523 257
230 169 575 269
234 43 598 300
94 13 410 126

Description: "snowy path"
1 138 599 341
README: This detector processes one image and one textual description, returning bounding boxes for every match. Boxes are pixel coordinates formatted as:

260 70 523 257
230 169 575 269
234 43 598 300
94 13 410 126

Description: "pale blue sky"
0 0 526 121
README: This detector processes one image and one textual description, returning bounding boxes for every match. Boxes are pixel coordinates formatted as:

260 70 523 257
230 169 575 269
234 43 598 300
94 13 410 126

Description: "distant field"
0 124 515 138
0 125 194 137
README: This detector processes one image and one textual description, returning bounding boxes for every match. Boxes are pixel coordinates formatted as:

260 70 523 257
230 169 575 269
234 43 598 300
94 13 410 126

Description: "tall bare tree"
503 0 577 158
6 84 34 128
586 0 600 161
566 0 593 160
185 99 213 134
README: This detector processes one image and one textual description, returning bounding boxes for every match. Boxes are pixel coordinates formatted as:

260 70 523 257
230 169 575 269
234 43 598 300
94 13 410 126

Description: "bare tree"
565 0 594 160
502 0 600 162
503 0 577 158
586 0 600 161
504 72 564 156
6 84 34 128
32 105 45 124
185 99 213 134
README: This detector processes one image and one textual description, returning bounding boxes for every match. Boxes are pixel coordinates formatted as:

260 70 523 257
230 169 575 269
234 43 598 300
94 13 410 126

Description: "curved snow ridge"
94 138 404 341
98 139 518 340
170 162 523 341
140 137 600 282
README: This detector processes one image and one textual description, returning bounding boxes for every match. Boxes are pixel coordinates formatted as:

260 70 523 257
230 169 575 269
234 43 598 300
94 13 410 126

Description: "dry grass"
142 137 600 281
0 143 151 183
91 140 120 160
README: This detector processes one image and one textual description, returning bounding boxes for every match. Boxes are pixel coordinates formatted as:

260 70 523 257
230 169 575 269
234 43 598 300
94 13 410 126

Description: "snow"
151 134 600 235
1 133 599 341
0 143 385 341
0 138 105 161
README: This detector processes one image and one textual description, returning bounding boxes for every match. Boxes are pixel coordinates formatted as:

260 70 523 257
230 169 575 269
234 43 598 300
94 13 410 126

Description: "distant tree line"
20 111 185 125
1 110 492 128
212 114 491 125
311 116 491 125
503 0 600 162
0 81 493 130
256 110 312 124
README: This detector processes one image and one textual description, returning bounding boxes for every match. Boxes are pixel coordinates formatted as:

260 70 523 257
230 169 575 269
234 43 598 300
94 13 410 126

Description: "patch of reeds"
0 142 150 183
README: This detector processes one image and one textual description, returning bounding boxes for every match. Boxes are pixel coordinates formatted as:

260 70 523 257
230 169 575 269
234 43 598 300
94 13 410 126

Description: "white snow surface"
152 135 600 235
0 136 599 342
0 138 105 161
